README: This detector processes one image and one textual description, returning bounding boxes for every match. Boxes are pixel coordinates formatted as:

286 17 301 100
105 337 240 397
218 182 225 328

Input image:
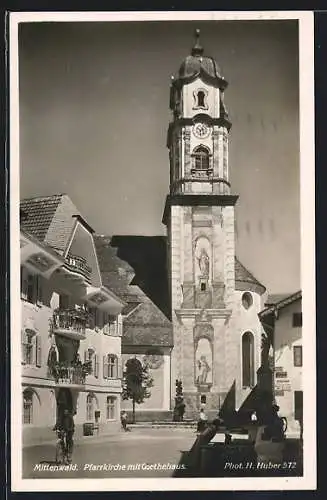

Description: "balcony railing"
190 168 213 179
48 361 92 386
64 254 92 282
52 308 88 340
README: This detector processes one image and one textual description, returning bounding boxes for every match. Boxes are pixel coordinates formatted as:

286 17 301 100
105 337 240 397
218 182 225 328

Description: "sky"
18 18 300 294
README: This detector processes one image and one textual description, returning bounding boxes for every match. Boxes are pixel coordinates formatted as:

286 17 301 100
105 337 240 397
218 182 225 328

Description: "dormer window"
193 146 210 170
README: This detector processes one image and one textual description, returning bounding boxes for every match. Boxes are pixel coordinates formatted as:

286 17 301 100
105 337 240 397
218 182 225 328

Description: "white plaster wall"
21 265 123 436
182 78 220 118
231 290 263 408
274 299 302 429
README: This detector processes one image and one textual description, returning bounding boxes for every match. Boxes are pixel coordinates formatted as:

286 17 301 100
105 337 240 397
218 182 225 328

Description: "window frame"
22 331 41 367
23 390 33 425
21 268 42 305
86 393 95 421
108 355 118 378
293 345 303 367
241 331 255 389
192 88 209 110
193 146 210 171
292 312 303 328
106 396 116 420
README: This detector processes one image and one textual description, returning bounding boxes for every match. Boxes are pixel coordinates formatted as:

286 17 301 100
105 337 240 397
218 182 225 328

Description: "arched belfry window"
193 88 208 110
242 332 255 388
197 91 205 108
194 146 210 170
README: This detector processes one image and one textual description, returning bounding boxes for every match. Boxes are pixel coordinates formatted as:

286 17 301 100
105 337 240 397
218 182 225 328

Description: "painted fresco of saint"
195 337 213 385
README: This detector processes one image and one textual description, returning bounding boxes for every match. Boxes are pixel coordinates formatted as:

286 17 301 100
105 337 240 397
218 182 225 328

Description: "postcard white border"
9 10 316 492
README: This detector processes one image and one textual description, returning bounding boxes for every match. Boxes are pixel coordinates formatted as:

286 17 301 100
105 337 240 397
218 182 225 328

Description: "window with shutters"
108 355 117 378
103 315 117 336
21 268 42 305
35 335 42 367
22 333 34 365
22 332 41 367
94 354 99 378
106 396 116 420
103 354 118 378
85 348 97 376
86 393 96 421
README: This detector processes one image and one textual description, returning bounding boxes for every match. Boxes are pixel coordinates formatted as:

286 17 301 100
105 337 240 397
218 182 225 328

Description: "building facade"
163 31 266 416
20 195 125 445
259 291 303 438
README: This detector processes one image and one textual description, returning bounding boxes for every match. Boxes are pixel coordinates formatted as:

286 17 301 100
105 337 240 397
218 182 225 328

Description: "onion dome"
174 29 227 90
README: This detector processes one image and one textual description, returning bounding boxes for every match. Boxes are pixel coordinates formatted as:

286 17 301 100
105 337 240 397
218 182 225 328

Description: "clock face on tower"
193 122 210 139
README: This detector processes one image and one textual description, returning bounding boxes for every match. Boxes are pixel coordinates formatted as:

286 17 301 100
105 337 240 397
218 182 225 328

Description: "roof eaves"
20 228 64 262
259 290 302 318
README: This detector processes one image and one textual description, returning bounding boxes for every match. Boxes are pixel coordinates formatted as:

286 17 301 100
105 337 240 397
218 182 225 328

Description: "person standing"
197 408 208 433
121 411 129 432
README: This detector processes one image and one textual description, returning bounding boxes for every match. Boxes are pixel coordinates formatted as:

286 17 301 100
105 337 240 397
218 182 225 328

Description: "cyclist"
54 409 75 464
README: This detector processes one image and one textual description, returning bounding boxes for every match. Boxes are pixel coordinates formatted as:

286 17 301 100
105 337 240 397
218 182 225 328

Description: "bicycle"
55 429 70 465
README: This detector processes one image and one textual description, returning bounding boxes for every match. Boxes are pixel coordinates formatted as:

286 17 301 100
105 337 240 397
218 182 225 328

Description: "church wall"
229 290 263 409
223 205 236 306
121 353 171 411
170 205 183 393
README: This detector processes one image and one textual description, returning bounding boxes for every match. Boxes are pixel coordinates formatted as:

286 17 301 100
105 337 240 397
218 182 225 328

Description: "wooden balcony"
52 308 87 340
64 254 92 284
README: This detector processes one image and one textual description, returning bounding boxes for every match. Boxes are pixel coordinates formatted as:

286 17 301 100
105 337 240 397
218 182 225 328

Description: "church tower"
163 30 265 416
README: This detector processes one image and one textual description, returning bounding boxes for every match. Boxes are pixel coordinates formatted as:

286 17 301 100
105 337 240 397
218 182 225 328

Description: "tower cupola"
166 30 232 198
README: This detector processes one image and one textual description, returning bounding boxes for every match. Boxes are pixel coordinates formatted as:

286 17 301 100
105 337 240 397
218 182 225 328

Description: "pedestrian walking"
121 411 130 432
251 411 258 422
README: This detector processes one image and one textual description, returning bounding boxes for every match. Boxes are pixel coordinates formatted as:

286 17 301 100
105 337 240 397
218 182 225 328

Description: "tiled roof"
20 193 90 255
235 257 266 295
259 290 302 318
96 235 171 320
123 323 173 348
94 235 173 347
264 294 292 306
123 298 173 347
93 235 136 297
20 194 63 242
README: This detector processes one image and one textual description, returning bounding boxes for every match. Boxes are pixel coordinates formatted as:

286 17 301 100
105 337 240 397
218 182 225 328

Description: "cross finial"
191 28 204 57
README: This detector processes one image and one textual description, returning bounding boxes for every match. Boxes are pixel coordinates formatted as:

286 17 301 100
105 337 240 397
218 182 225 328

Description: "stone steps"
129 421 197 429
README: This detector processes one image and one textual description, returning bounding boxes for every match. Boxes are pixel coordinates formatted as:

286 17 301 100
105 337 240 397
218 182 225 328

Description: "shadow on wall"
110 235 171 319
